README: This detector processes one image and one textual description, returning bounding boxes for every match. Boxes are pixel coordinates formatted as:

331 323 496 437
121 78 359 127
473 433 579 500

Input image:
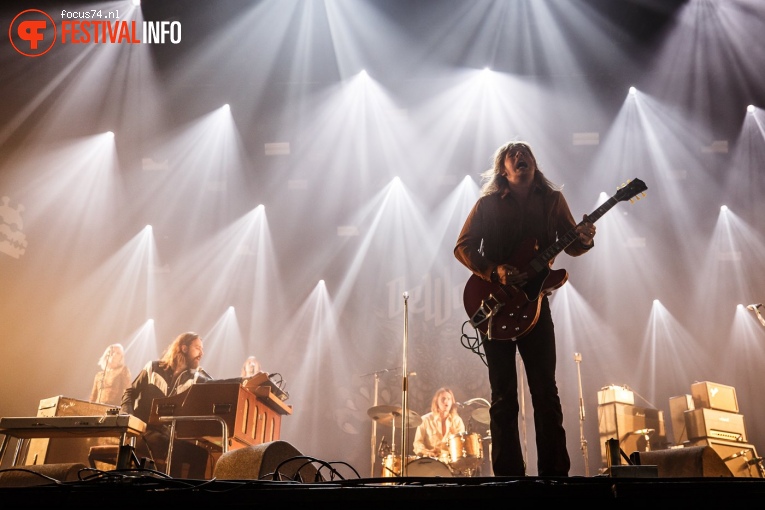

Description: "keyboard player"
121 331 213 478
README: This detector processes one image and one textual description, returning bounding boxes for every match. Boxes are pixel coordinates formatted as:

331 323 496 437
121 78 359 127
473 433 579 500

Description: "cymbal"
367 405 422 428
471 407 490 425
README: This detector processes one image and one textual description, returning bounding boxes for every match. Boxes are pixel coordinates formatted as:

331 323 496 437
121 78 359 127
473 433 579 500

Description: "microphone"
747 303 762 311
195 367 212 382
454 402 464 407
378 436 389 457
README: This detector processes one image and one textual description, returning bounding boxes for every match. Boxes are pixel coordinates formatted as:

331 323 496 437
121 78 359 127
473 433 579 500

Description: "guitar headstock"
615 178 647 203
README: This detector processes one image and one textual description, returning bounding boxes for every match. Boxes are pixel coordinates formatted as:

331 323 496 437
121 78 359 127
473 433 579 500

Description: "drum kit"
367 401 491 478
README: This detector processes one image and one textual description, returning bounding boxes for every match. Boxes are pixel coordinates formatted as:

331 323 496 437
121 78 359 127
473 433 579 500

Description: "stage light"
629 86 636 95
747 105 755 113
131 0 140 6
721 205 728 211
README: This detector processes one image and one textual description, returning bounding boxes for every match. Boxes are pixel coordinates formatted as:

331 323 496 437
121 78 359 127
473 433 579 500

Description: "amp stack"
669 381 764 478
597 385 667 469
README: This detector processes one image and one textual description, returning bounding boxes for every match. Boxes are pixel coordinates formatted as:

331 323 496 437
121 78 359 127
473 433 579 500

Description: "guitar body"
463 238 568 341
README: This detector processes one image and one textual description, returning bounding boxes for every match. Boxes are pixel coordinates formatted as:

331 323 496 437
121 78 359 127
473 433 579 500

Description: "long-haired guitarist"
454 140 596 477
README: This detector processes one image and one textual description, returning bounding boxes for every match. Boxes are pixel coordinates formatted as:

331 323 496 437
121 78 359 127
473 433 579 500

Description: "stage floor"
2 470 765 507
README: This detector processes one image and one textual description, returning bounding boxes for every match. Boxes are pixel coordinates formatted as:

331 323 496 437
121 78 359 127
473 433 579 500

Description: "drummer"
412 387 465 462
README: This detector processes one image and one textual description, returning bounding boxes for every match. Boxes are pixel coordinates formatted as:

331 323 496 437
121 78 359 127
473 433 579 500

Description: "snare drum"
405 456 453 477
446 432 483 471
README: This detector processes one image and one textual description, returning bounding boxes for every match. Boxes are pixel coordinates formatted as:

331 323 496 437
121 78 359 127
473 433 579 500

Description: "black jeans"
482 297 570 476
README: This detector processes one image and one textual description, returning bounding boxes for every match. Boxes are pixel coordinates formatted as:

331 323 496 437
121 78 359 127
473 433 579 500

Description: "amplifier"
691 381 738 413
598 385 634 406
685 408 747 442
688 438 763 478
668 394 694 445
598 403 667 467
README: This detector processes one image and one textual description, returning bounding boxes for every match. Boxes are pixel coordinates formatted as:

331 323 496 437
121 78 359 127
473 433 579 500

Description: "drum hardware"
368 405 422 478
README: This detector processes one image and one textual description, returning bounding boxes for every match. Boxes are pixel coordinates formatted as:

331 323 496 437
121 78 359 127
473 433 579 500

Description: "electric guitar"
462 178 647 341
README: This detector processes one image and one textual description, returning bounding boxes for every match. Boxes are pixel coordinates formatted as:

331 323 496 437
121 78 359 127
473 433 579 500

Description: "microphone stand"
517 352 528 467
748 304 765 327
574 352 589 476
400 292 411 476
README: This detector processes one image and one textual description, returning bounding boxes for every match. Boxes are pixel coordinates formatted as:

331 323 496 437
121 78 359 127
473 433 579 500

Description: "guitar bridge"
470 294 504 340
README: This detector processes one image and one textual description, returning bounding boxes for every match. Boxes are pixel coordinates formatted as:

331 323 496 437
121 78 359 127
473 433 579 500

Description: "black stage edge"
2 473 765 506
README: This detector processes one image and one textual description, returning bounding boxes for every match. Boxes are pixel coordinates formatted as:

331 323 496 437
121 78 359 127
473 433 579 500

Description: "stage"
2 470 765 507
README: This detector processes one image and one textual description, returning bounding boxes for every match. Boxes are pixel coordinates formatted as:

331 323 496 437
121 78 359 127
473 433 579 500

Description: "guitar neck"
528 195 619 272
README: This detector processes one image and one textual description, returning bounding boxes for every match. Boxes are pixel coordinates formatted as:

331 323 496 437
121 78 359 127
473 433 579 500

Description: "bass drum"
406 456 453 477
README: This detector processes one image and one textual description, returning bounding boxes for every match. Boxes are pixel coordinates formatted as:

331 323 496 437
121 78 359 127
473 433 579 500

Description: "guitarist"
454 141 596 477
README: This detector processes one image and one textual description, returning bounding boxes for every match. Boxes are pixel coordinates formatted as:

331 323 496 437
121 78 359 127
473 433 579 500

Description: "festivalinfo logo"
8 8 181 57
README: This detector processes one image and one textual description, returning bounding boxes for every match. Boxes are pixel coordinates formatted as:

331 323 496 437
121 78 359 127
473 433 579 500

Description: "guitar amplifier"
668 394 694 445
24 396 117 466
685 408 747 442
691 381 738 413
598 385 634 406
598 403 667 467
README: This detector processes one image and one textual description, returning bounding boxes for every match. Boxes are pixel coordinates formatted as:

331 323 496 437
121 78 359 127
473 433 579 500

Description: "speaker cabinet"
634 446 732 477
213 441 323 482
691 381 738 413
24 396 117 467
598 403 667 467
668 394 693 445
689 438 764 478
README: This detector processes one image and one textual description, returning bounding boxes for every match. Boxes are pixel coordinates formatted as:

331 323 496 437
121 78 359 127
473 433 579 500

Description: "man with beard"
454 141 596 477
121 331 213 478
